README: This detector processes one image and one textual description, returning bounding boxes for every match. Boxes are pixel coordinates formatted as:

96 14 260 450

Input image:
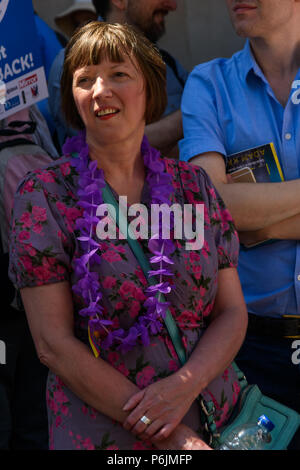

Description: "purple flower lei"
63 130 175 354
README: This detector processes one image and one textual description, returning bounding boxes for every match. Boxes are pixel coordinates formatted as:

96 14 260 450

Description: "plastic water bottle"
218 415 275 450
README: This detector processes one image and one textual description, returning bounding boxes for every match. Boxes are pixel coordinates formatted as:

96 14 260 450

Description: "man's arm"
179 63 300 232
239 213 300 246
145 110 182 158
191 152 300 231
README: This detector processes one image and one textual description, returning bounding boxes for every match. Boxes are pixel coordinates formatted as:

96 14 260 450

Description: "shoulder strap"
102 184 187 365
231 361 248 390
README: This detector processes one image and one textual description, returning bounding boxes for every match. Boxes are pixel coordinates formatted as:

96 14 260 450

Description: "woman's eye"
114 71 127 78
77 76 93 86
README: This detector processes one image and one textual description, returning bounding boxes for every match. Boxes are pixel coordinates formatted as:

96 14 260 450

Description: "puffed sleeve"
9 170 76 289
197 166 239 269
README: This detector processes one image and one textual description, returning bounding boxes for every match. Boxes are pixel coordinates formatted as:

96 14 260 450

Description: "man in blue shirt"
48 0 188 156
179 0 300 441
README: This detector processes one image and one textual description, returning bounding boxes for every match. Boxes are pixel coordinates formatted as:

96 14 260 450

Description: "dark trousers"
0 307 49 449
236 333 300 450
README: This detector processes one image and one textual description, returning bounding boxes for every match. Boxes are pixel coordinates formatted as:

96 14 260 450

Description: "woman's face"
72 54 146 146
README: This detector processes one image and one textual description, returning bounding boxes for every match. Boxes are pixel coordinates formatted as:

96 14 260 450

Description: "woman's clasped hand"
122 370 198 442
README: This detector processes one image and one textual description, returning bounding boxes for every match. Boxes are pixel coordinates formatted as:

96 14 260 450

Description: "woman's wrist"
154 423 211 450
173 362 207 401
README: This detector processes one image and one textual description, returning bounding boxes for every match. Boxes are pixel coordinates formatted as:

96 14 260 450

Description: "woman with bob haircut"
9 22 247 450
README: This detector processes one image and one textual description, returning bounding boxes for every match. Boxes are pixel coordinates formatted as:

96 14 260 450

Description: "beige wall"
33 0 72 29
33 0 245 72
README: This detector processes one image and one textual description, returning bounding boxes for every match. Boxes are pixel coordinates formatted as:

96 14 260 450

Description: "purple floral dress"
9 156 241 450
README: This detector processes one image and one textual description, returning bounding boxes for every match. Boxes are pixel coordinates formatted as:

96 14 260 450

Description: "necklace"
63 131 175 354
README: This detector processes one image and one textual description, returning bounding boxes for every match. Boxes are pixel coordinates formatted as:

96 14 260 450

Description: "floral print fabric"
9 156 241 450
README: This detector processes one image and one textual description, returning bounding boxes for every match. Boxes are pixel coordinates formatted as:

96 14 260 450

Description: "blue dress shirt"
179 40 300 317
163 55 189 115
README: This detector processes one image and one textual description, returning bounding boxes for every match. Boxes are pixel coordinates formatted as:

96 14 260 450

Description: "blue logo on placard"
4 94 20 111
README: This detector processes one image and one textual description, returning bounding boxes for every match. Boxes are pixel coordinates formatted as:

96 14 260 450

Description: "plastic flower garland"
63 131 176 354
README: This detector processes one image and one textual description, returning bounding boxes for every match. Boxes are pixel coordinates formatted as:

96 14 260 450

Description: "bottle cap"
258 414 275 432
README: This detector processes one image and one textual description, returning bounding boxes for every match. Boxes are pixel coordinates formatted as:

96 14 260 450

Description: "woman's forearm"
41 333 139 424
175 269 248 397
179 305 247 397
21 283 139 425
42 332 212 450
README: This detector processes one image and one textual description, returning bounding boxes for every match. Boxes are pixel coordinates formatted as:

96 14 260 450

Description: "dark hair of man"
92 0 110 20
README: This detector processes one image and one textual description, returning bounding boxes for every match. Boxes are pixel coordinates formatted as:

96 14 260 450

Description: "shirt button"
298 275 300 281
285 133 292 140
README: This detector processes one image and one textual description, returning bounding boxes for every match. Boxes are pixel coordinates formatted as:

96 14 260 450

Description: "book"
226 142 284 184
225 143 284 248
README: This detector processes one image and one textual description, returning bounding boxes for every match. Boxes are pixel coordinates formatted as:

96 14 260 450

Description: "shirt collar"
240 39 300 86
239 39 261 81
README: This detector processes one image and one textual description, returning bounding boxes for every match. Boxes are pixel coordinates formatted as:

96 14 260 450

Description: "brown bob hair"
61 21 167 129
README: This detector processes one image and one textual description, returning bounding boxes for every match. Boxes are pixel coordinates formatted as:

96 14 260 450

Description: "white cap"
55 0 97 37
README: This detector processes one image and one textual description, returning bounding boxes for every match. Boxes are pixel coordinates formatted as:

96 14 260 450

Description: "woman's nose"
92 76 113 98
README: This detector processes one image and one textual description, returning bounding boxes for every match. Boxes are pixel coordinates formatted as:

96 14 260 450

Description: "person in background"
179 0 300 449
9 22 247 450
54 0 98 39
0 105 58 449
34 12 66 140
48 0 188 156
34 13 66 79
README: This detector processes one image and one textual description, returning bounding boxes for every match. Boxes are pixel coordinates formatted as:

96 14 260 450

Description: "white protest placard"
0 0 48 119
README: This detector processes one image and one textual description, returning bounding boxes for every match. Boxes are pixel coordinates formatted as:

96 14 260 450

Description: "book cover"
226 143 284 248
226 142 284 184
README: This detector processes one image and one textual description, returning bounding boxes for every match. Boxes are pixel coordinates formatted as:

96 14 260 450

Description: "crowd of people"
0 0 299 451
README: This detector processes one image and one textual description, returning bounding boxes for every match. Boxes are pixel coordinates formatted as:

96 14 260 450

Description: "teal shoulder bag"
102 184 300 450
